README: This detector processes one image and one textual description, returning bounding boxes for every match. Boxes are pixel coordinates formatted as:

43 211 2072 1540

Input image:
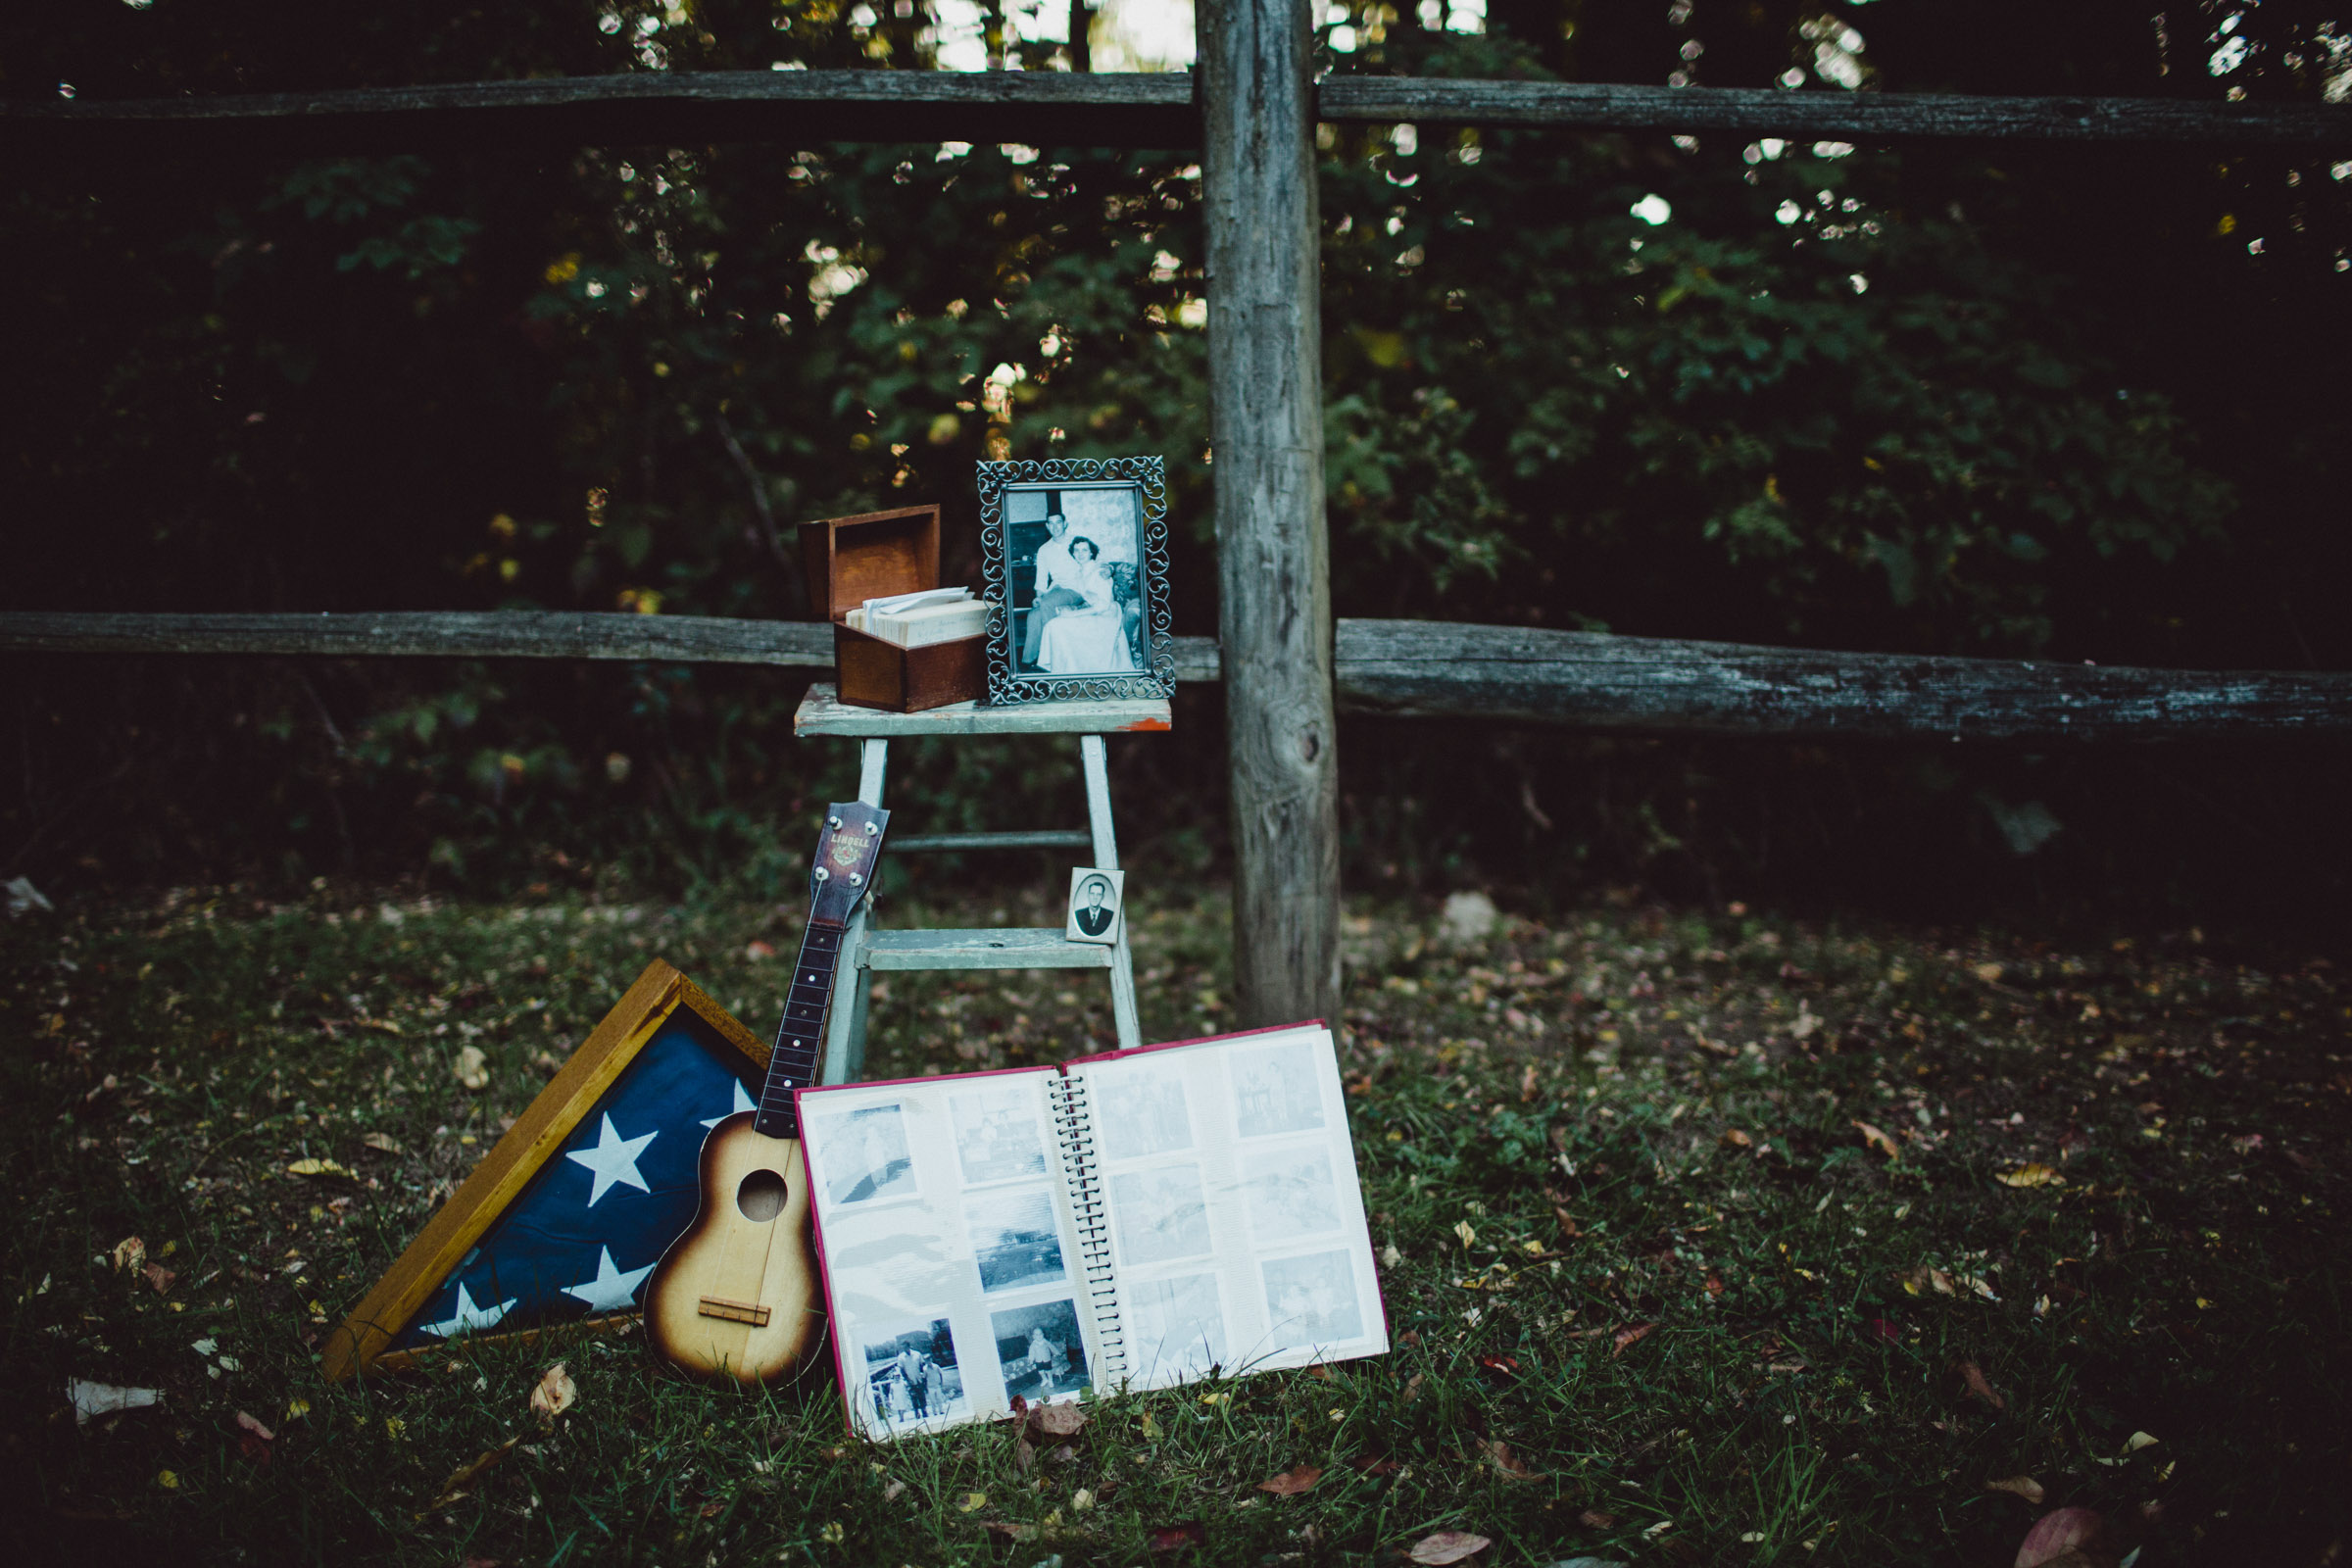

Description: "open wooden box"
798 503 986 713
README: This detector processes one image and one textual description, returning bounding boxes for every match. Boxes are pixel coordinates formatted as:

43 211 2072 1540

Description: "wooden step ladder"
791 682 1170 1083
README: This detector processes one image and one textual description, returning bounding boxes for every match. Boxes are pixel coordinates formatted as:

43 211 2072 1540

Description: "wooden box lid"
797 505 941 622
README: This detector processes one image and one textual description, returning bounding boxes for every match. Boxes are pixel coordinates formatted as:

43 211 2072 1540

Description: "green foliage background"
6 1 2351 923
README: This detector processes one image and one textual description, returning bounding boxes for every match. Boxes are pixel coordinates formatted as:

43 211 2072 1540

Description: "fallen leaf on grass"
1475 1353 1521 1379
1986 1475 2046 1504
1408 1531 1494 1564
455 1045 490 1092
1483 1439 1536 1479
1352 1453 1401 1477
1717 1129 1754 1151
1853 1120 1901 1159
529 1362 576 1424
422 1437 518 1513
1612 1322 1655 1356
143 1263 175 1295
235 1410 274 1442
1453 1221 1477 1250
1401 1373 1425 1404
361 1132 404 1155
981 1521 1039 1544
881 1479 906 1503
1028 1402 1088 1439
287 1157 357 1179
111 1236 145 1272
1957 1360 2006 1410
1579 1508 1617 1529
1146 1521 1206 1553
697 1500 724 1519
2123 1430 2158 1452
2014 1506 2120 1568
1864 1317 1903 1345
1703 1270 1725 1298
1997 1163 2064 1189
1552 1206 1582 1241
955 1492 988 1512
68 1379 162 1427
1256 1465 1321 1494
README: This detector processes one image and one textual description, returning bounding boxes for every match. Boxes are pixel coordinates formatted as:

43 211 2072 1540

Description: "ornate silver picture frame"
978 456 1173 705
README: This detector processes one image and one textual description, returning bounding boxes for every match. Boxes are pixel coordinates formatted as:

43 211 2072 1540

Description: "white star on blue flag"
416 1282 516 1340
560 1246 657 1314
703 1080 757 1129
564 1112 657 1206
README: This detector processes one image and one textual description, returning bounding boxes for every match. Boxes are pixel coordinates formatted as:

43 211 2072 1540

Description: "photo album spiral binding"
794 1022 1388 1439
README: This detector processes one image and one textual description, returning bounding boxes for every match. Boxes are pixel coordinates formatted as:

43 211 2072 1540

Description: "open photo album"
794 1022 1388 1440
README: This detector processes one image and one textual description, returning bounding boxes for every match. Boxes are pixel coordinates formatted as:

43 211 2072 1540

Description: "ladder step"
859 928 1116 971
888 830 1093 854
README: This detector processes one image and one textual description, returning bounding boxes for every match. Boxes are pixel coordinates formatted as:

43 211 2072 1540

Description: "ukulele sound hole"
736 1168 789 1222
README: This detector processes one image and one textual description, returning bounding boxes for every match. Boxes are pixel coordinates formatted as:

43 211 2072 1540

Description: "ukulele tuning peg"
827 815 844 829
813 866 830 882
849 872 864 886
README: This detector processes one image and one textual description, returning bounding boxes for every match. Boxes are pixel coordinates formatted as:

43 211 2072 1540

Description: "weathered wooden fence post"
1198 0 1342 1027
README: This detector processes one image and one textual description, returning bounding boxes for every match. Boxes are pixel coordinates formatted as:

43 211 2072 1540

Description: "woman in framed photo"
1036 536 1138 674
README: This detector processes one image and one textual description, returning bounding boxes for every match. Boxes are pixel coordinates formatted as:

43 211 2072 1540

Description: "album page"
1068 1023 1388 1392
797 1067 1108 1441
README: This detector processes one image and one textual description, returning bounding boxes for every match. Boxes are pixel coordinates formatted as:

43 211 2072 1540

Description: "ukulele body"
643 1111 824 1386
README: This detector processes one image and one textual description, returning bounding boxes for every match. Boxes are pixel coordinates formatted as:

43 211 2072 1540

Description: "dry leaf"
955 1492 988 1512
110 1236 145 1272
1453 1220 1477 1250
982 1521 1039 1544
1957 1360 2006 1410
1717 1128 1754 1151
1997 1163 2064 1189
1353 1453 1402 1477
143 1262 176 1295
1408 1531 1494 1565
362 1131 404 1154
1579 1508 1618 1529
881 1479 906 1503
1703 1270 1725 1298
1552 1206 1582 1240
1401 1373 1425 1404
455 1045 490 1091
1476 1353 1521 1379
1029 1402 1088 1439
1146 1521 1206 1553
1987 1475 2046 1504
2123 1431 2158 1452
1612 1322 1655 1356
2014 1506 2117 1568
1484 1439 1536 1479
235 1410 274 1443
286 1157 356 1179
529 1362 576 1424
423 1438 518 1513
1853 1120 1901 1159
68 1379 161 1427
1256 1464 1322 1495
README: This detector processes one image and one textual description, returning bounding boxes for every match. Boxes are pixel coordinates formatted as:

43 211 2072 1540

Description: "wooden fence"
8 1 2351 1024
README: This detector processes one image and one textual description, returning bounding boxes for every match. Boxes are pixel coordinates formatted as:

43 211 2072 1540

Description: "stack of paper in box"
844 586 988 649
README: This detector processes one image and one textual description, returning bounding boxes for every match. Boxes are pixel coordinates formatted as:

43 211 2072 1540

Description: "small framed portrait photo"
1064 866 1126 946
979 457 1173 705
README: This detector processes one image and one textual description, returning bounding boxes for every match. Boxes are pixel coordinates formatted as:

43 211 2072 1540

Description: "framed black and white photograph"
948 1080 1049 1185
1260 1250 1366 1351
963 1187 1069 1295
990 1298 1090 1403
858 1316 968 1431
1063 866 1126 946
807 1101 918 1206
1108 1162 1213 1266
978 457 1173 705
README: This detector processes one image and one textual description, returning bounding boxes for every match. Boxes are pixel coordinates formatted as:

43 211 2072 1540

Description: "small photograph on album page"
991 1297 1091 1403
963 1187 1069 1295
1108 1163 1213 1266
1093 1057 1193 1161
1125 1271 1228 1386
804 1100 919 1205
1227 1038 1328 1139
948 1078 1050 1185
856 1316 970 1436
1260 1249 1367 1351
1241 1145 1345 1245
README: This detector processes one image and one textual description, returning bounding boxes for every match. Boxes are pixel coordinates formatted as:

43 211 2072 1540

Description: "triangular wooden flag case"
323 960 769 1380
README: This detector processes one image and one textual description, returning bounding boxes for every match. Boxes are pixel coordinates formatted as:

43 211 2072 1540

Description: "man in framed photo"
1072 873 1117 938
1021 511 1082 669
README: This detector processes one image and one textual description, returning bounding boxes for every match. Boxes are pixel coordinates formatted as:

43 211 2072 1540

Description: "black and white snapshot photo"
808 1101 918 1206
1228 1040 1327 1139
1063 866 1125 946
963 1187 1068 1295
948 1080 1048 1185
1126 1271 1227 1384
990 1298 1090 1403
859 1316 968 1431
978 458 1173 704
1109 1163 1212 1266
1260 1250 1365 1351
1094 1059 1192 1162
1242 1147 1345 1245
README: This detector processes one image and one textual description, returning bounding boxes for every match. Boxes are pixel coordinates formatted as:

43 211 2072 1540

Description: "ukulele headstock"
809 803 889 924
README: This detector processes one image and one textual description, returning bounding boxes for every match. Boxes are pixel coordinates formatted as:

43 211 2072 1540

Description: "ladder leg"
822 739 890 1086
1080 735 1144 1054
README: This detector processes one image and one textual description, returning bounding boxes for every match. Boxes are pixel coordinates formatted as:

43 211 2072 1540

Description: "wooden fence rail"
8 72 2348 152
9 611 2348 744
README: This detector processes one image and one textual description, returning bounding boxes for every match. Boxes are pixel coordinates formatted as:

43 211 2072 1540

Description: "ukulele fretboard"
755 921 843 1139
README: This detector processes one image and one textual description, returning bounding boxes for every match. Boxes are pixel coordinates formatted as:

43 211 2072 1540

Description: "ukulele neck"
753 913 845 1140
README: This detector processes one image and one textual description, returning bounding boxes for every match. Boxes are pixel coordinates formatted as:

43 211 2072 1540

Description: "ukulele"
643 801 888 1385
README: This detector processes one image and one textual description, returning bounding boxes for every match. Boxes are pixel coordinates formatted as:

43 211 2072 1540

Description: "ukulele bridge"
698 1295 772 1327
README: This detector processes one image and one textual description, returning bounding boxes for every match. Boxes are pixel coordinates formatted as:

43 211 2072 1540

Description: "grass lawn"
2 878 2345 1565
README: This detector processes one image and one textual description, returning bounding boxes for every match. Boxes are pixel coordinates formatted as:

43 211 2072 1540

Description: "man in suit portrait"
1020 511 1081 669
1072 874 1117 937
